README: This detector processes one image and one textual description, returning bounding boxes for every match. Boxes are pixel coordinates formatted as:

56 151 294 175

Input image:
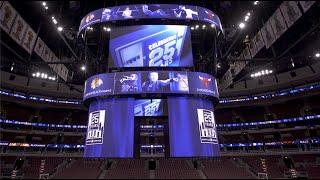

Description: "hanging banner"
34 37 45 57
22 25 37 54
248 38 258 58
41 44 51 63
261 20 276 49
243 46 251 60
9 14 28 45
270 8 288 40
0 1 17 33
299 1 316 12
280 1 302 28
254 31 265 53
220 68 233 90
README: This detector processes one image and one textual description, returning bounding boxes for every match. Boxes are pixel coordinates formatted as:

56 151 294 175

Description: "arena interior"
0 1 320 179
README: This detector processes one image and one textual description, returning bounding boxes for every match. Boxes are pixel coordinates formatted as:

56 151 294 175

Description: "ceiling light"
52 77 56 81
48 77 52 80
81 65 86 71
254 1 259 5
245 16 249 21
315 53 320 58
52 16 55 19
36 72 40 77
32 73 36 77
103 27 107 31
211 24 215 28
106 27 111 32
239 22 245 29
45 6 48 10
195 25 199 29
202 25 206 29
42 2 46 6
217 63 221 69
191 27 194 30
247 12 251 16
57 26 63 31
53 19 58 24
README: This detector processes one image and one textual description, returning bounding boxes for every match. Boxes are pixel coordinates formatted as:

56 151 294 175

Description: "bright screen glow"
108 25 193 67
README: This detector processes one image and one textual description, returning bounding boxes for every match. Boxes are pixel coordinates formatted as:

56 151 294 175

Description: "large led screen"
83 71 219 101
134 99 167 116
108 25 193 67
84 98 134 158
168 96 220 157
78 4 223 33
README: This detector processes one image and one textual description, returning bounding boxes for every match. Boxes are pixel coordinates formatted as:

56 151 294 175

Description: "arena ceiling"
1 1 319 87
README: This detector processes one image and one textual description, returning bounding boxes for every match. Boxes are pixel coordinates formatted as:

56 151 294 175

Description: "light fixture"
239 22 245 29
247 12 251 16
32 73 36 77
217 63 221 69
250 69 273 78
45 6 48 10
103 27 107 31
52 16 55 19
81 65 86 71
106 27 111 32
53 19 58 24
42 2 46 6
202 25 206 29
57 26 63 31
254 1 259 5
52 77 56 81
195 25 199 29
315 53 320 58
191 27 195 30
211 24 215 28
245 16 249 22
36 72 40 77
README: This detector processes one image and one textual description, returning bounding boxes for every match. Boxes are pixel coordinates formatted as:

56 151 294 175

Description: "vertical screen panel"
168 96 220 157
84 98 134 158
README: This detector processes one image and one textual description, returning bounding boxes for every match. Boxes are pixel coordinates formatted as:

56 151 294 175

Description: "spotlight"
315 53 320 58
239 22 245 29
57 26 63 31
81 65 86 71
42 2 46 6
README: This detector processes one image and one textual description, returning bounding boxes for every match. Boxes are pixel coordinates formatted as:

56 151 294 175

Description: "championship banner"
219 68 232 90
243 46 251 60
9 14 27 45
0 1 17 33
41 45 51 63
60 65 69 82
261 20 276 49
270 8 288 40
22 25 37 54
280 1 302 28
248 38 258 58
34 37 44 57
299 1 316 13
254 30 265 53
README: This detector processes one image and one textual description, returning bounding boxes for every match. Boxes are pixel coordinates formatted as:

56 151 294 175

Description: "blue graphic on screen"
188 72 218 97
168 72 189 93
115 72 142 94
79 9 102 31
83 73 115 100
79 4 223 33
134 99 164 116
84 98 134 158
109 25 193 67
168 96 220 157
83 71 219 101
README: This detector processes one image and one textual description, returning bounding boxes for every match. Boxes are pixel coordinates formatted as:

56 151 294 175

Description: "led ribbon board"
78 4 223 34
83 71 219 101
